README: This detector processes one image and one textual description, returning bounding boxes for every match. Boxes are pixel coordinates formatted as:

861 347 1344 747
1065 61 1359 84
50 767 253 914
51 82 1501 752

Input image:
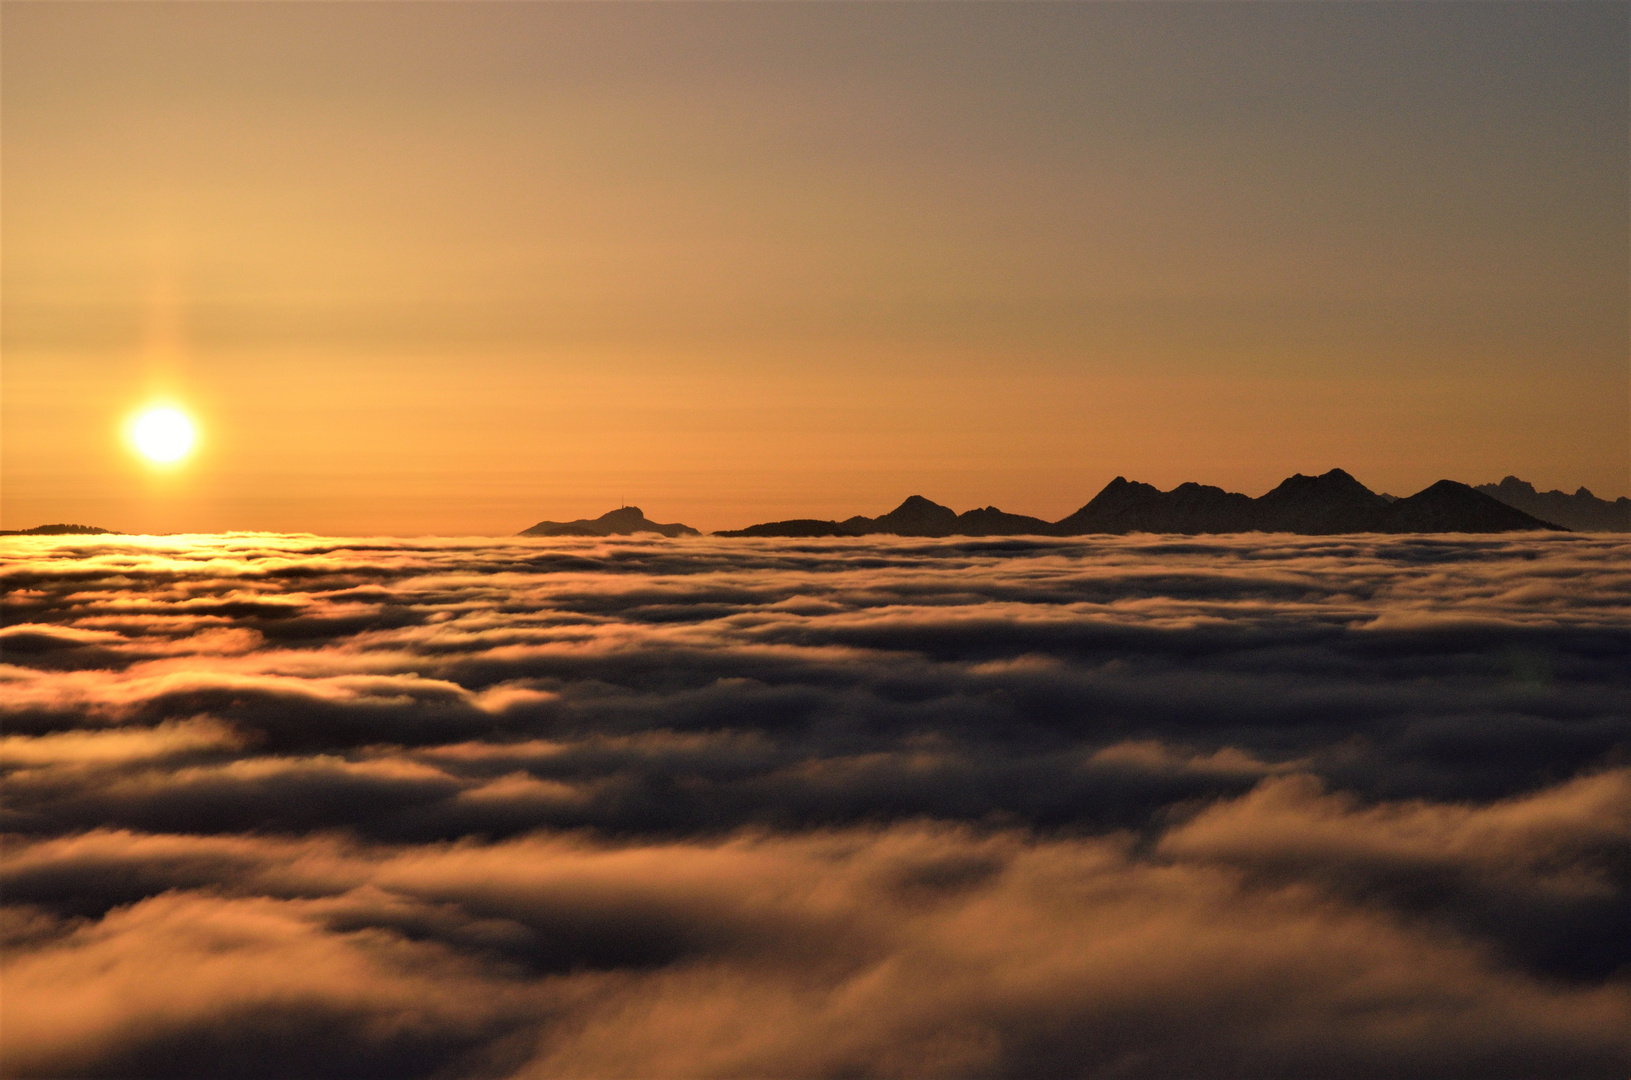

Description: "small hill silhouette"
953 506 1055 536
519 506 698 538
717 497 1054 539
723 518 853 538
0 523 115 536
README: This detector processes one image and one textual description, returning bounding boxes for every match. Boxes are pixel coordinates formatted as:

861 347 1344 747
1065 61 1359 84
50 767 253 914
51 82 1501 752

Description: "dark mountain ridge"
1475 476 1630 532
1054 478 1258 535
519 506 698 538
717 469 1564 537
0 523 115 536
1379 480 1555 533
1254 469 1392 533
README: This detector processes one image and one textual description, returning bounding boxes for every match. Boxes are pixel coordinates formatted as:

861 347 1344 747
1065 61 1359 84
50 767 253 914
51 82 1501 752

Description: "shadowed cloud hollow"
2 531 1628 1077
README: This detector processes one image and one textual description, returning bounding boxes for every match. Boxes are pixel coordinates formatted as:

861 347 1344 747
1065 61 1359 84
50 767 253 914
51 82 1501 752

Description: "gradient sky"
3 1 1626 535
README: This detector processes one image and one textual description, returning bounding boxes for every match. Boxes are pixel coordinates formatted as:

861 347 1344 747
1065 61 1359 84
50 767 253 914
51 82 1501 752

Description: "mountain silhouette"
953 506 1056 536
0 523 115 536
1475 476 1630 532
519 506 698 538
1378 480 1567 533
1253 469 1393 533
716 497 957 539
871 495 959 537
1051 471 1560 534
1054 478 1257 534
715 496 1054 539
721 518 857 538
721 469 1566 537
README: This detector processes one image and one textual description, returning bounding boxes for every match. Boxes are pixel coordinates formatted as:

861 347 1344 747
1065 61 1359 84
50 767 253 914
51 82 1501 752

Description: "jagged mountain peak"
1476 476 1628 531
716 469 1593 538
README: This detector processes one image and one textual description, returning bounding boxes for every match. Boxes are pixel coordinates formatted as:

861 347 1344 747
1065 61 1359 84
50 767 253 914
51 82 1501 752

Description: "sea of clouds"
3 531 1629 1078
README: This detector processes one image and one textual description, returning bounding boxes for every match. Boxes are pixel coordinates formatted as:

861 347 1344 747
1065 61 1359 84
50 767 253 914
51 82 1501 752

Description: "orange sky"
4 2 1626 535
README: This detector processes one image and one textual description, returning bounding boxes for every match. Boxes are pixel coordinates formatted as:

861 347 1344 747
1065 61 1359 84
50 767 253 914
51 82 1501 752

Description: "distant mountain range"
519 506 699 538
7 473 1619 541
716 470 1568 537
1475 477 1630 532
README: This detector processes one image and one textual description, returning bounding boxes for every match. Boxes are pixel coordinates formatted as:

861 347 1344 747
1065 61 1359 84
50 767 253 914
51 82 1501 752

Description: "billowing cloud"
3 532 1628 1076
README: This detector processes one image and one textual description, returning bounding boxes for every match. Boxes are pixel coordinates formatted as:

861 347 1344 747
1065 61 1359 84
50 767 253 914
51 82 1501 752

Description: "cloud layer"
3 532 1629 1077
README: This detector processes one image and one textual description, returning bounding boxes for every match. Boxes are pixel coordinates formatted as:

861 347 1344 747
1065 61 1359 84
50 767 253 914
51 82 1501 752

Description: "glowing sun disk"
132 407 197 463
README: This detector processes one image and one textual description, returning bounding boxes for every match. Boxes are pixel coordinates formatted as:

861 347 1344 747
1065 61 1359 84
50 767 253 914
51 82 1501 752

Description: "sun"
130 406 197 464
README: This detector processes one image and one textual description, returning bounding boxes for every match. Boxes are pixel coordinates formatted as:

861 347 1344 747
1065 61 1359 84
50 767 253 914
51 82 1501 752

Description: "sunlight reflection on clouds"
2 533 1628 1077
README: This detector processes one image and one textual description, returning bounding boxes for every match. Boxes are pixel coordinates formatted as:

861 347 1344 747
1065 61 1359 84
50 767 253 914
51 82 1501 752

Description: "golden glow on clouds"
128 406 197 465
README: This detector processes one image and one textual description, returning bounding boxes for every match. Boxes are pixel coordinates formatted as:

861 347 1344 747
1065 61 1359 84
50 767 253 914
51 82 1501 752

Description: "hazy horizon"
4 2 1626 535
4 463 1623 539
